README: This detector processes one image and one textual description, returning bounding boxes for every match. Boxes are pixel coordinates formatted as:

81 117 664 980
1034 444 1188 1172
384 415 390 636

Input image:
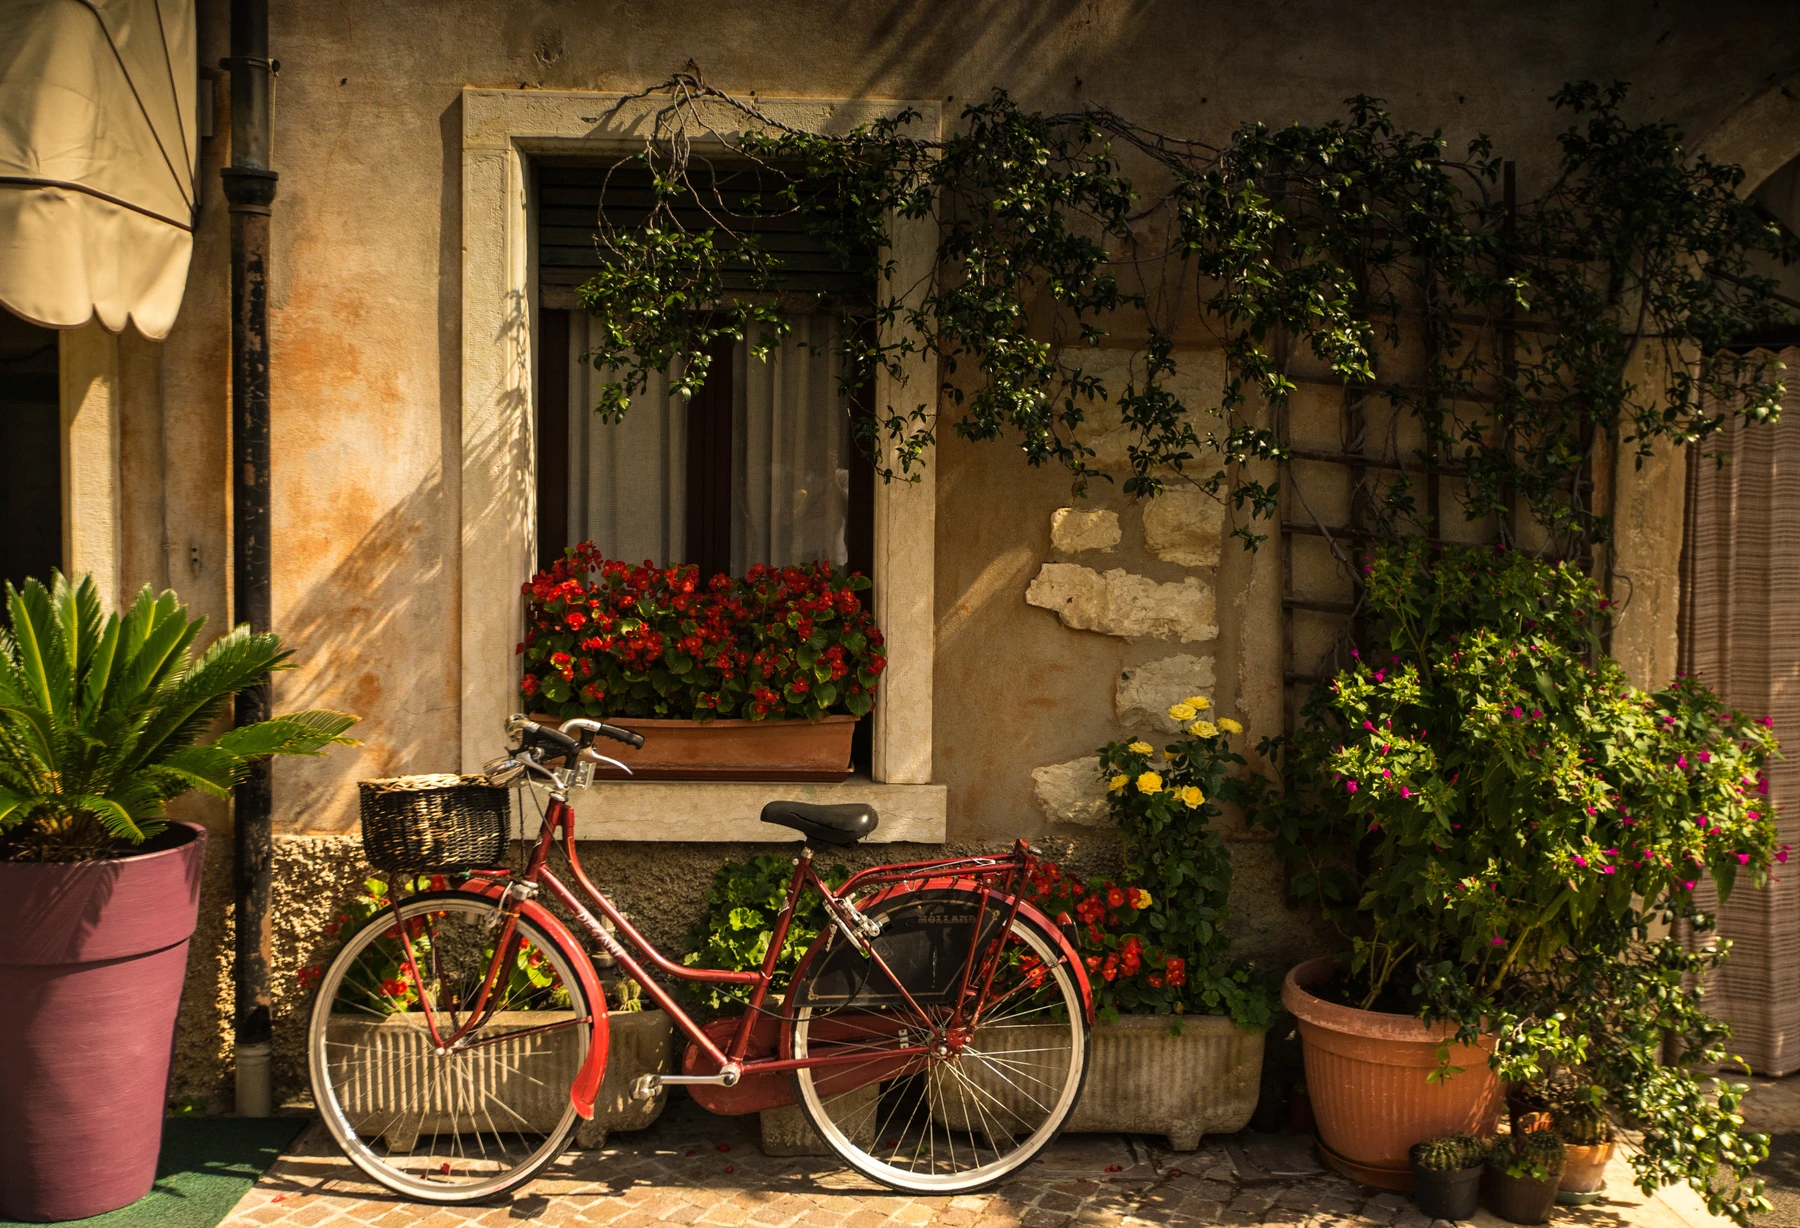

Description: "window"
534 161 872 578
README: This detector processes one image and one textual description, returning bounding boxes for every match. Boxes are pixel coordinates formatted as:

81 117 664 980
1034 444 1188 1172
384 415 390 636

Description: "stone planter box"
760 1083 881 1156
324 1007 674 1149
533 714 857 781
936 1014 1266 1151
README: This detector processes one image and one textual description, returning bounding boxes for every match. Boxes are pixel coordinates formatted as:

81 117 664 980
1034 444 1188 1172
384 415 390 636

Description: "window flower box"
519 551 884 781
533 713 858 781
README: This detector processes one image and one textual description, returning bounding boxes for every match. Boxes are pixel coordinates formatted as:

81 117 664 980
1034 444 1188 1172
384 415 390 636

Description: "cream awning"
0 0 197 340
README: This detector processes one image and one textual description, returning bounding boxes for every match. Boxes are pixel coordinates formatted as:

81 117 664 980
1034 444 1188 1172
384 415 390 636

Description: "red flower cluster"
519 544 886 722
1023 861 1189 1012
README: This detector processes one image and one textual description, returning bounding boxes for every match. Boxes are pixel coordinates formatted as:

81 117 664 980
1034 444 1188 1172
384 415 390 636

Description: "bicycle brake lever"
579 748 633 778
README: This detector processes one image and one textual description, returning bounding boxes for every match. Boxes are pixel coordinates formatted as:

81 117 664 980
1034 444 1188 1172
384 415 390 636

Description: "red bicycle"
307 715 1092 1202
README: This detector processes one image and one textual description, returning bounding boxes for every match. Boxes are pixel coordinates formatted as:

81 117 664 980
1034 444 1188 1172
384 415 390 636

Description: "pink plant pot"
0 822 207 1222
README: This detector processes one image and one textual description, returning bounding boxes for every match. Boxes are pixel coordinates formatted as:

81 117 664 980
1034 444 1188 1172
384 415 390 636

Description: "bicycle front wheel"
789 888 1088 1194
306 891 594 1203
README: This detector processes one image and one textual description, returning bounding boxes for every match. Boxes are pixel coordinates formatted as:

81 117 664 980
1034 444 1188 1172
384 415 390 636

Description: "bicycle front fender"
456 880 610 1120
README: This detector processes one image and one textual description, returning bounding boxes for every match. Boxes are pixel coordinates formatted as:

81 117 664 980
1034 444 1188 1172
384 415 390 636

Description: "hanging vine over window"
576 74 1794 554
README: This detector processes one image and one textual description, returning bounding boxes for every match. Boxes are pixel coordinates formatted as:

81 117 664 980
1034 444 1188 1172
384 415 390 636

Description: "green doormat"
0 1117 309 1228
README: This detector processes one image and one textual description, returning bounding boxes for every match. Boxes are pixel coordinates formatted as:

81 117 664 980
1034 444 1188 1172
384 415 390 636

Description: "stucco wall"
128 0 1800 1096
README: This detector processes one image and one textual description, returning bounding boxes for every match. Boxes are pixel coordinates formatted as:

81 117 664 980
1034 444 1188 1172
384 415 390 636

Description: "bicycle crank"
631 1063 743 1101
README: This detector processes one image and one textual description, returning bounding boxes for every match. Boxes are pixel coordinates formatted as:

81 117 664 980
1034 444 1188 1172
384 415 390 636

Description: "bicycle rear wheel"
306 892 593 1202
788 887 1088 1193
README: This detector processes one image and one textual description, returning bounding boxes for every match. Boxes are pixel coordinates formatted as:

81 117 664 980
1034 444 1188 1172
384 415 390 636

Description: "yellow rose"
1217 717 1244 735
1187 720 1218 738
1108 774 1129 793
1179 785 1205 809
1183 695 1212 712
1136 771 1164 794
1127 740 1154 755
1167 701 1198 722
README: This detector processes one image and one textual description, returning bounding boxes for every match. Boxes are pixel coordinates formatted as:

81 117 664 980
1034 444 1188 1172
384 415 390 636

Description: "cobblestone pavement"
220 1096 1723 1228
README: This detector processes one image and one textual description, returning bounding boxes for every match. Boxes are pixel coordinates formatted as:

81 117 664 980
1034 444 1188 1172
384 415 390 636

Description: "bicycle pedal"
630 1074 661 1101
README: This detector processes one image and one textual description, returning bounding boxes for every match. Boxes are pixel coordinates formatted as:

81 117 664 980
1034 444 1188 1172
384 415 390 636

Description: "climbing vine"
576 75 1794 555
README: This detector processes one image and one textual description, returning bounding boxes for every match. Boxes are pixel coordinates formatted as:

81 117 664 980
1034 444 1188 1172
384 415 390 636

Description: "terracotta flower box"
935 1014 1267 1151
323 1008 674 1149
535 714 858 782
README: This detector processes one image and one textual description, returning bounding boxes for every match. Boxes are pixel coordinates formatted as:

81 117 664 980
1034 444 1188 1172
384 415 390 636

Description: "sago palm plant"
0 572 358 862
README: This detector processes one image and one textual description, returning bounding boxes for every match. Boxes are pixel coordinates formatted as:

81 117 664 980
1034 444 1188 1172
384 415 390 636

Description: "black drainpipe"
221 0 277 1118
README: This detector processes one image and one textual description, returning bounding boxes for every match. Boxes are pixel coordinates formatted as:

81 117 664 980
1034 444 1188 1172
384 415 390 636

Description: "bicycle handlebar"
507 713 646 757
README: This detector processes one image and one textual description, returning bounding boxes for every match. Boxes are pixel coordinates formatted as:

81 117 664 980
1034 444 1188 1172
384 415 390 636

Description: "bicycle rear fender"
456 881 610 1120
783 876 1095 1046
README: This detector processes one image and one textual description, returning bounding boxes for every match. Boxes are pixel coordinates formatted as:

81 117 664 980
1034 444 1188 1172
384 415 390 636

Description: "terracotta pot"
1283 957 1503 1191
1557 1140 1615 1203
1410 1159 1483 1221
533 714 857 781
1483 1165 1562 1224
0 822 207 1221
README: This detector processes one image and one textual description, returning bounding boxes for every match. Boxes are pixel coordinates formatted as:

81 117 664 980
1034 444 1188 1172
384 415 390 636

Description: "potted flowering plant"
955 706 1275 1151
1018 860 1272 1150
519 544 885 779
1256 541 1780 1217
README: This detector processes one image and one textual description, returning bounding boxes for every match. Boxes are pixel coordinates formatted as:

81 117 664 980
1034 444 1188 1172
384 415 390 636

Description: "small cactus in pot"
1483 1131 1565 1224
1552 1090 1616 1204
1409 1135 1486 1219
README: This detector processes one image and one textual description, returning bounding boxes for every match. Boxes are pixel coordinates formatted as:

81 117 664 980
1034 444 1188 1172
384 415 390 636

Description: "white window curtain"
565 312 852 572
732 316 852 573
566 313 687 567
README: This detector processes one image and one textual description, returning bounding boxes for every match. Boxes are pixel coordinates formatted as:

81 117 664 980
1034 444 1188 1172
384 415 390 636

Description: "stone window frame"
459 88 944 841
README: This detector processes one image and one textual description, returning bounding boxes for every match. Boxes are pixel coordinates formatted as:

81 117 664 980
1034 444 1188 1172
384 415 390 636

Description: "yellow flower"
1187 720 1218 738
1178 785 1205 809
1134 889 1153 908
1167 701 1198 723
1135 771 1164 794
1108 774 1129 793
1127 740 1154 755
1183 695 1212 712
1217 717 1244 735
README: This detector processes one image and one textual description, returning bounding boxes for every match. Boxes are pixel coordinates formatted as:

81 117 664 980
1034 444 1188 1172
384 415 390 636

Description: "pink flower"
1761 716 1774 728
1532 708 1543 719
1382 768 1392 778
1677 756 1689 770
1401 786 1412 799
1362 720 1375 732
1738 853 1752 865
1586 806 1596 816
1698 751 1712 764
1779 847 1790 864
1510 706 1524 719
1490 936 1507 946
1346 780 1358 794
1601 866 1616 875
1573 855 1589 867
1682 881 1696 891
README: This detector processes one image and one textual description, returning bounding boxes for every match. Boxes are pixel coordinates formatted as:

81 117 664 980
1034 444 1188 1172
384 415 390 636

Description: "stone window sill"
564 775 947 843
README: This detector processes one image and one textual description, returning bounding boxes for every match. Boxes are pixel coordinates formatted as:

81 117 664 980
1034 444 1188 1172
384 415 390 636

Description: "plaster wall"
130 0 1800 1098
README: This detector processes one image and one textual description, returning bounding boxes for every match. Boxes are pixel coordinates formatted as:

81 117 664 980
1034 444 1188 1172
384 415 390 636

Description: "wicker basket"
359 774 510 872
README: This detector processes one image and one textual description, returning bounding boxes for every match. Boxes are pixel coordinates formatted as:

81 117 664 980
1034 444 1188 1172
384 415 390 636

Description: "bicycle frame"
389 788 1060 1115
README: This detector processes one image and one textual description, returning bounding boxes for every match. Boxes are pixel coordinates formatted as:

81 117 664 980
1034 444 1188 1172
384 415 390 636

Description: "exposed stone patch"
1050 506 1121 553
1117 653 1219 731
1067 347 1229 471
1143 486 1226 568
1025 563 1218 642
1031 755 1110 826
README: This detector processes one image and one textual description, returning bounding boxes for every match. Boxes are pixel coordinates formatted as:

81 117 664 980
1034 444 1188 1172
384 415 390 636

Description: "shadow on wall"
266 97 474 834
846 0 1159 109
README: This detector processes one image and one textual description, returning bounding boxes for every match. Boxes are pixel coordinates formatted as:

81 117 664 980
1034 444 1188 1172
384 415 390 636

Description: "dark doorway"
0 311 61 592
